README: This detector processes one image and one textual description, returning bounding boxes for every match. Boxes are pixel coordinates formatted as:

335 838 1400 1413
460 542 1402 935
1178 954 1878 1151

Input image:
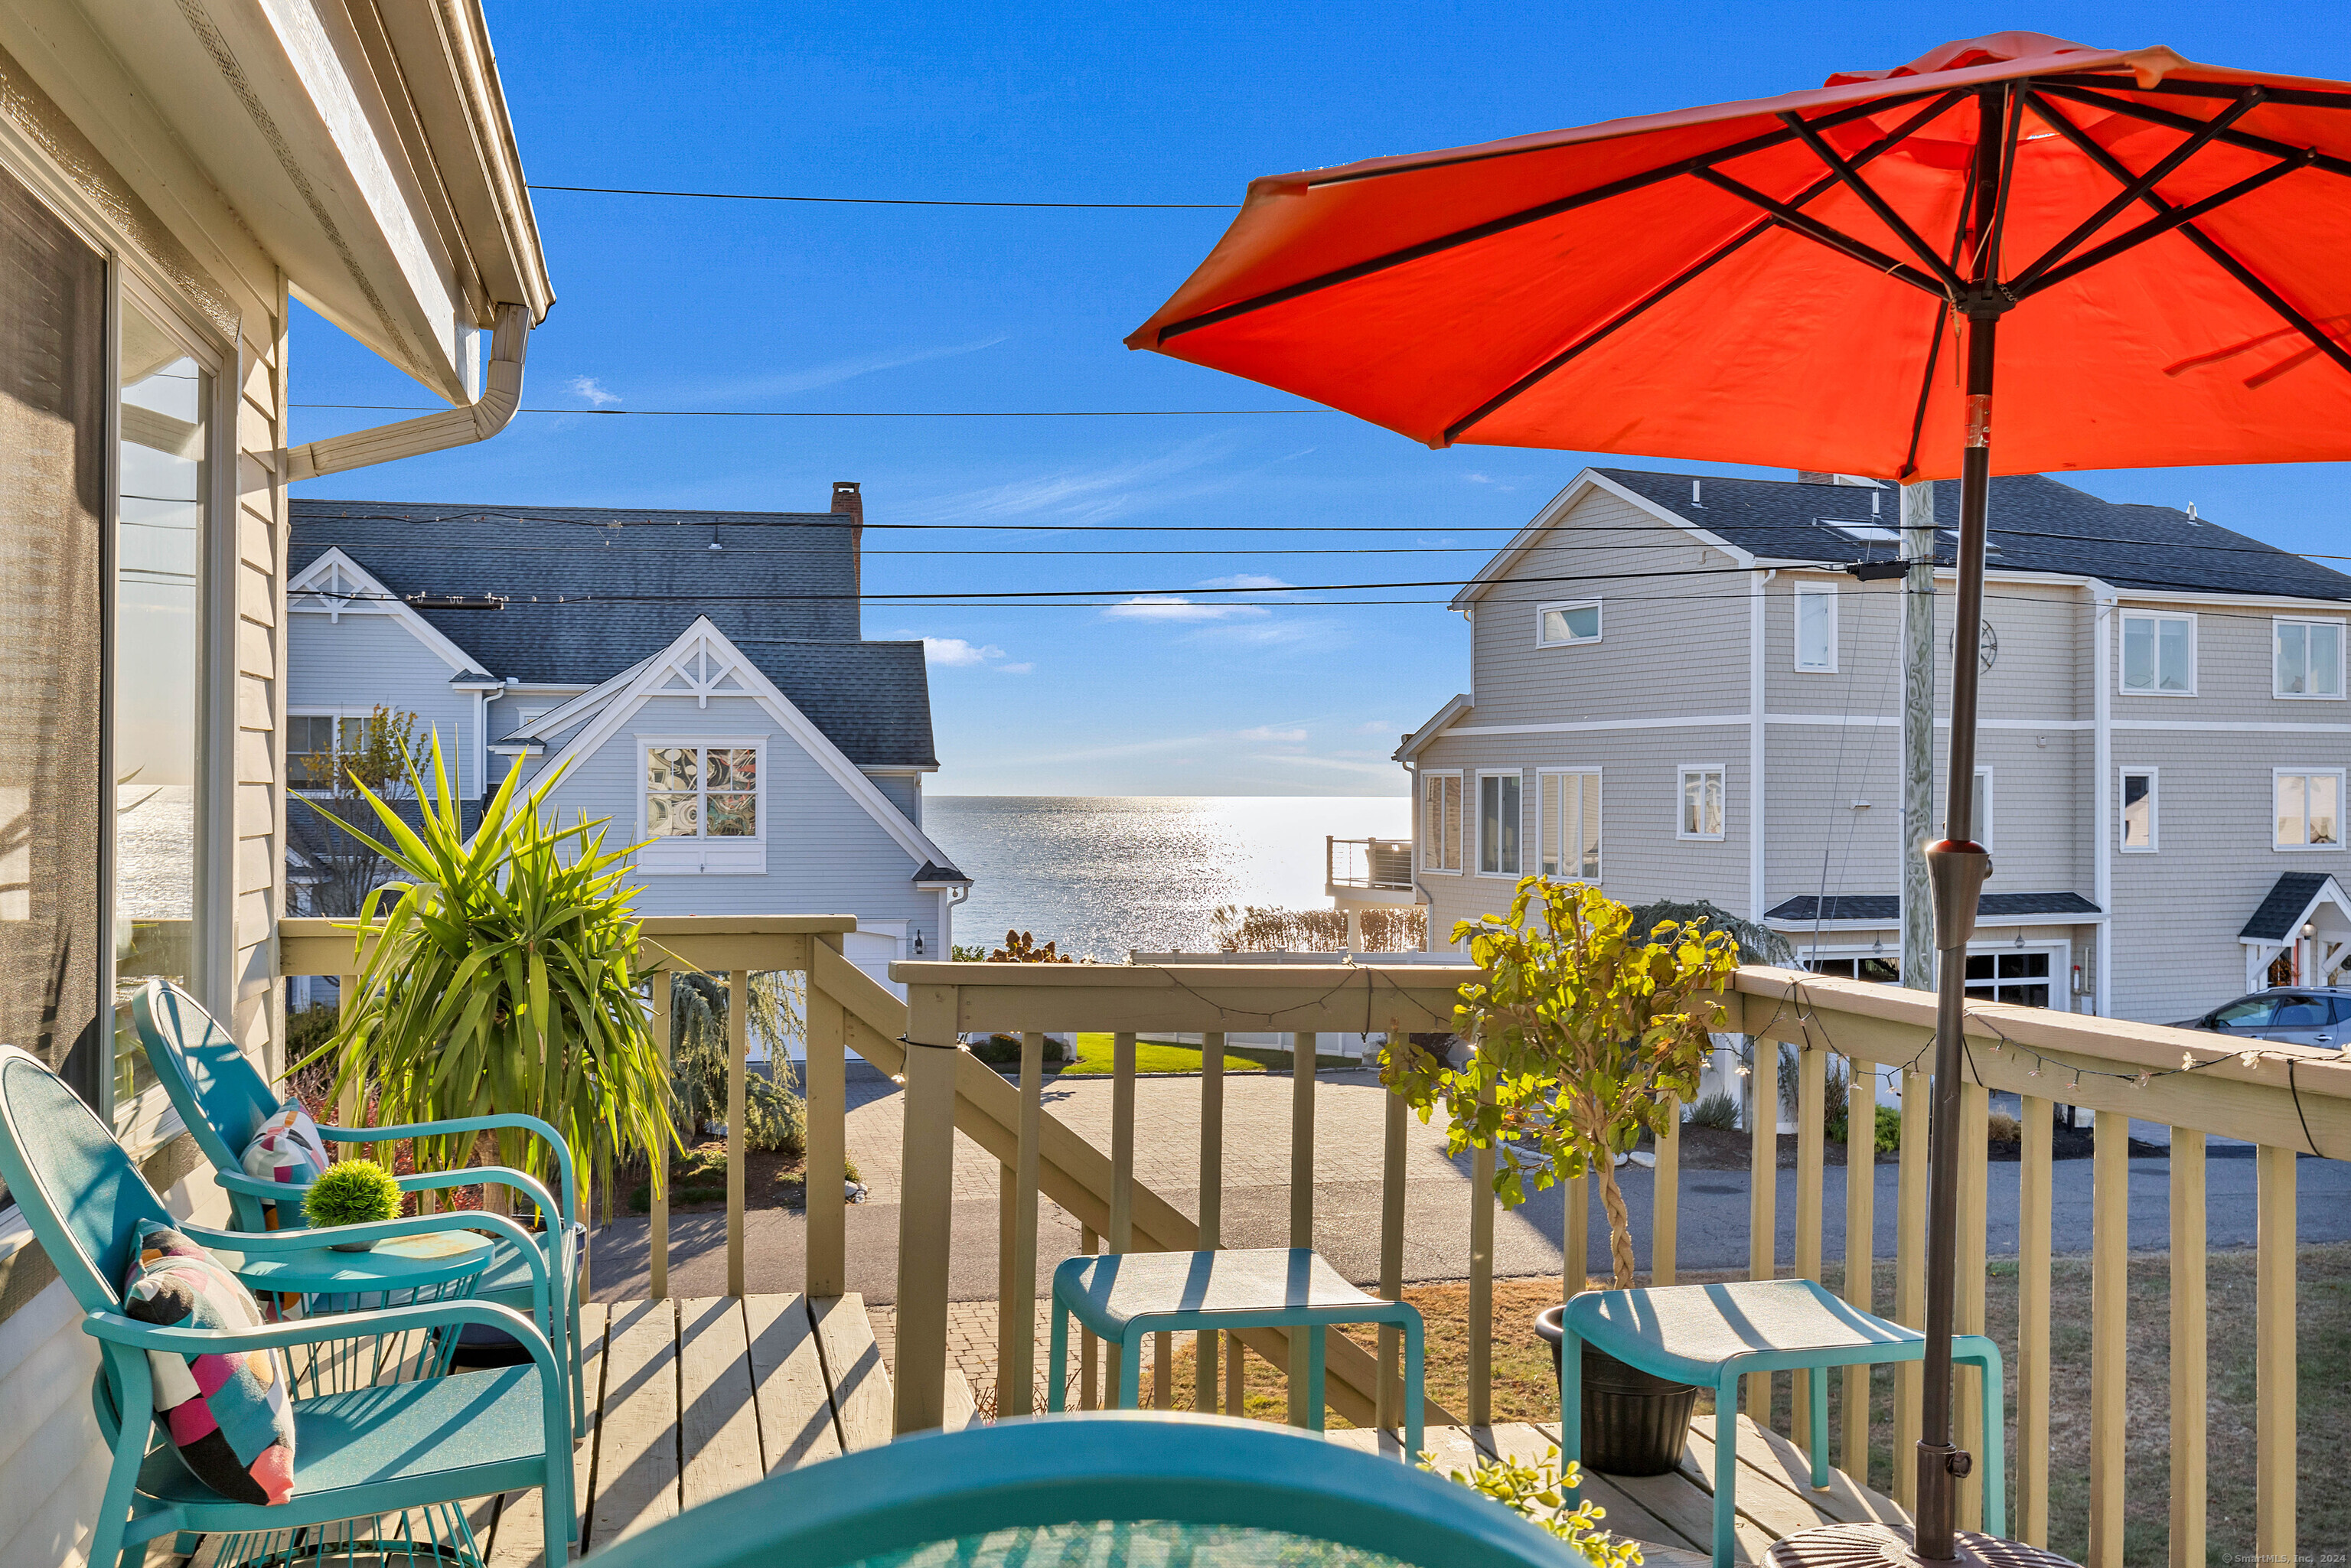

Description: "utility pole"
1899 479 1937 1006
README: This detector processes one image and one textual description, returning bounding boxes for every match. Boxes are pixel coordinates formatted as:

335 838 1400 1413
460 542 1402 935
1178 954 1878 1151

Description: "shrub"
968 1033 1067 1066
1421 1446 1639 1566
1987 1111 2022 1144
303 1159 401 1230
1877 1103 1902 1152
1687 1091 1740 1130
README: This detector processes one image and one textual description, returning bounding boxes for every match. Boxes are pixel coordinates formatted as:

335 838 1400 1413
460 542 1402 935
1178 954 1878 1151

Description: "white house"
1400 467 2351 1027
285 487 970 1005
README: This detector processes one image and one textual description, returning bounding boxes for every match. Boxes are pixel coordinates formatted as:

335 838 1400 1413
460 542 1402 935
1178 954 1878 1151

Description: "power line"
292 404 1325 418
525 183 1234 210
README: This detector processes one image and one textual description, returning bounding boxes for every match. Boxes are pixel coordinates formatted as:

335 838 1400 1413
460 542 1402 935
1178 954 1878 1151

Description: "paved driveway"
589 1068 2351 1306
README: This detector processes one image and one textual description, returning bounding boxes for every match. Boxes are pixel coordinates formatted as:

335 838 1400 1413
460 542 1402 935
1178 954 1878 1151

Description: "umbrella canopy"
1132 34 2351 1566
1127 32 2351 480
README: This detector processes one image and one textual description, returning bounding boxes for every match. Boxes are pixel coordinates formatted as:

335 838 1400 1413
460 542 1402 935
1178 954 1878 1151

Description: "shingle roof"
292 499 937 769
1765 892 2102 924
2239 873 2340 942
913 859 970 885
1595 471 2351 601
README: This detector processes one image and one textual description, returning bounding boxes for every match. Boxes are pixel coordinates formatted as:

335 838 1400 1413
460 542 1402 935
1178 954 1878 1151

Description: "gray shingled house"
287 484 968 1004
1399 467 2351 1027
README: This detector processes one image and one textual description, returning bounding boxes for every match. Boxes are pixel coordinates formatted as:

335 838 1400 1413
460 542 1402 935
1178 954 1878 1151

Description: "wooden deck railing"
282 921 2350 1564
884 958 2351 1568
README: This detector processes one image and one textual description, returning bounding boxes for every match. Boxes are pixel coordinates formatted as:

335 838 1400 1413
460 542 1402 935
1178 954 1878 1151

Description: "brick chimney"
832 481 863 602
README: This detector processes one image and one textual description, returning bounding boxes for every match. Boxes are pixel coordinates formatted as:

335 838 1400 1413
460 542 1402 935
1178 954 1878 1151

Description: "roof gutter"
285 302 530 481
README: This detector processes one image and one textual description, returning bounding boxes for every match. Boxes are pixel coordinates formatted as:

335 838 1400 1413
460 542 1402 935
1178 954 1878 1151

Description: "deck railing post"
726 969 748 1298
1289 1031 1318 1426
1079 1223 1099 1410
1379 1036 1407 1431
2017 1094 2053 1547
1793 1042 1825 1452
1000 1031 1045 1418
2255 1141 2297 1565
1955 1077 1990 1531
1892 1061 1929 1509
1746 1036 1780 1423
1654 1095 1681 1288
1107 1032 1135 1407
2089 1103 2129 1568
805 934 849 1299
1841 1055 1876 1485
1469 1079 1495 1430
1199 1031 1225 1413
650 970 673 1301
2169 1126 2206 1568
893 984 960 1434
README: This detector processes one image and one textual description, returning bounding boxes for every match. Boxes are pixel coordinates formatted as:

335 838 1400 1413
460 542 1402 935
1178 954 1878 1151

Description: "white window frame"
2273 615 2346 700
2119 767 2158 853
636 736 769 875
2118 609 2197 696
286 709 412 797
1793 582 1839 673
1420 770 1462 875
2273 767 2346 852
1534 599 1603 648
1678 764 1727 842
1475 769 1524 878
1537 768 1603 883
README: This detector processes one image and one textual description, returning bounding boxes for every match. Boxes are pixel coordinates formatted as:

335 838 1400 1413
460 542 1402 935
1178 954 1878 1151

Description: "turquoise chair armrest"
396 1165 566 1235
321 1115 576 1227
82 1302 571 1450
181 1211 556 1325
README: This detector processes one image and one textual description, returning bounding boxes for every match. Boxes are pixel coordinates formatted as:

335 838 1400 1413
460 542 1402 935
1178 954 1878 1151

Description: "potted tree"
297 735 675 1221
1386 877 1738 1475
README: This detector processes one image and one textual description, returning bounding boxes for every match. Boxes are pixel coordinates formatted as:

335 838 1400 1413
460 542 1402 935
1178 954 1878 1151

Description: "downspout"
285 303 532 481
2090 579 2116 1016
1749 569 1775 920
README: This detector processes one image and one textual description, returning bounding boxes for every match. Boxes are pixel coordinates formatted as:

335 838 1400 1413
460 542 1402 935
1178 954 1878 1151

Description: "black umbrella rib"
2008 88 2265 293
1442 93 1971 445
1150 90 1959 343
1776 111 1964 291
2026 92 2351 383
1896 300 1949 481
2014 147 2314 298
2030 80 2351 183
2057 73 2351 114
1690 168 1947 294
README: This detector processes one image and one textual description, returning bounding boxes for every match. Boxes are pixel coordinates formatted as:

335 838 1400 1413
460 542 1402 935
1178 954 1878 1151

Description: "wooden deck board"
678 1296 767 1509
744 1292 843 1472
484 1303 609 1568
810 1292 894 1450
589 1297 681 1550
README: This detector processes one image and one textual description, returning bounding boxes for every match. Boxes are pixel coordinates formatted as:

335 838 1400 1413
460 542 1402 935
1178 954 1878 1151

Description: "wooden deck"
462 1293 1900 1566
1330 1415 1911 1566
468 1293 980 1566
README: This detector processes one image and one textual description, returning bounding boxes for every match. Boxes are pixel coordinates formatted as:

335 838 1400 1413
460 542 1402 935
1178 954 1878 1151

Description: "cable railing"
1326 835 1417 892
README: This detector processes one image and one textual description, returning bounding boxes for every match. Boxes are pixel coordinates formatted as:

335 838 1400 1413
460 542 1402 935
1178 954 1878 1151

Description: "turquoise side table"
222 1227 494 1388
1560 1278 2005 1568
1047 1247 1423 1457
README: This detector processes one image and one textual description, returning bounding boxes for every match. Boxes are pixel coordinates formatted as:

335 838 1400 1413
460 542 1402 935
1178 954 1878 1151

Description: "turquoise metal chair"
1560 1278 2006 1568
0 1045 575 1568
132 981 587 1427
579 1411 1570 1568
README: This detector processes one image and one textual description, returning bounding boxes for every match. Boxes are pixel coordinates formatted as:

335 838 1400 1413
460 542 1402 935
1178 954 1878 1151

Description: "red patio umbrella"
1131 32 2351 1566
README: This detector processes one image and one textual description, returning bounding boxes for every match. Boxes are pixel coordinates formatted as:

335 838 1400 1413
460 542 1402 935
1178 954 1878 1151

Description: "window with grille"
2275 618 2345 699
2275 770 2343 850
1538 770 1600 882
1965 951 2050 1008
640 742 768 874
1679 766 1725 840
2120 611 2194 695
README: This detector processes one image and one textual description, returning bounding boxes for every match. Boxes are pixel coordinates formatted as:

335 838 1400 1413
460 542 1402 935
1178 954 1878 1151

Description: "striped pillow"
122 1221 296 1504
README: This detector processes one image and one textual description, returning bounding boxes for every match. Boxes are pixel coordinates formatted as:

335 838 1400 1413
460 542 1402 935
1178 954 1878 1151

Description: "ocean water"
924 796 1410 960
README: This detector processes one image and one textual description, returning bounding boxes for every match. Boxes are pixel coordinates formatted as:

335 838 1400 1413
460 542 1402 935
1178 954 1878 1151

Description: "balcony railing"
1327 835 1415 893
279 918 2349 1566
882 959 2347 1568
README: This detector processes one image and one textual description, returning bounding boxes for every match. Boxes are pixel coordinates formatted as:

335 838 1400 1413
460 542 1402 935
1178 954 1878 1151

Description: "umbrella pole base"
1766 1524 2081 1568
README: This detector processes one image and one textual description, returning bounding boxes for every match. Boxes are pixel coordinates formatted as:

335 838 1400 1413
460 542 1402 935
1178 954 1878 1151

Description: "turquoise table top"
221 1227 494 1295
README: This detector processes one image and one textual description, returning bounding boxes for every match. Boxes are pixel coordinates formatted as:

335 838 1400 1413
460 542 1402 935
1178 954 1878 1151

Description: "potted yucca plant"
1386 877 1737 1475
295 733 676 1218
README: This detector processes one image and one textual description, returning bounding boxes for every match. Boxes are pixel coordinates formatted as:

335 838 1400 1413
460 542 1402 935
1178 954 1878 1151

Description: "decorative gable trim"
534 618 957 872
1450 468 1756 610
289 548 481 674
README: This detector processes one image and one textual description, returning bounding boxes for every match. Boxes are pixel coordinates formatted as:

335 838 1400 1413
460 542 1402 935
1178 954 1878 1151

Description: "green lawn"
1061 1032 1267 1076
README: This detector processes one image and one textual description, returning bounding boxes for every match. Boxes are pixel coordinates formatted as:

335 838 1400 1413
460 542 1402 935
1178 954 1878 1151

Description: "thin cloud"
921 637 1007 667
1195 572 1295 592
702 335 1008 401
1357 719 1397 734
568 376 621 407
902 436 1237 526
996 661 1035 675
1236 725 1307 743
1103 595 1269 623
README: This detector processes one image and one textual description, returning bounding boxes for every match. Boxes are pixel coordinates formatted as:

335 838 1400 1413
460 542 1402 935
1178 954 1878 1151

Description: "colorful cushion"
122 1221 295 1505
240 1097 329 1191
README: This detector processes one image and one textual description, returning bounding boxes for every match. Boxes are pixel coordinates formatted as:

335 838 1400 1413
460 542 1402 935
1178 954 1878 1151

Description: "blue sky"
289 1 2351 797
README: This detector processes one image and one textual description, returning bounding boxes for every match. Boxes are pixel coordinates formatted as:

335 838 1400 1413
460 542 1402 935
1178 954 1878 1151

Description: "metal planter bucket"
1535 1304 1700 1476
